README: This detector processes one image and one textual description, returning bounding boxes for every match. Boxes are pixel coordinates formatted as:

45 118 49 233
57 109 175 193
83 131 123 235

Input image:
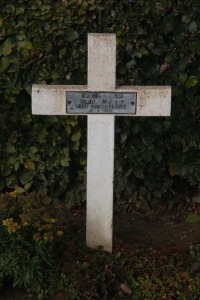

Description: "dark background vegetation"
0 1 200 299
0 0 200 207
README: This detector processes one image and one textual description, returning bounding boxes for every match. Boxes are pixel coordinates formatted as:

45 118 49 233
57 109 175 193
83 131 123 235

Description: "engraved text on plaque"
66 92 137 114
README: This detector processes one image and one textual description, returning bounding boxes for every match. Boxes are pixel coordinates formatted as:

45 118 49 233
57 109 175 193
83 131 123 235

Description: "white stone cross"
32 33 171 252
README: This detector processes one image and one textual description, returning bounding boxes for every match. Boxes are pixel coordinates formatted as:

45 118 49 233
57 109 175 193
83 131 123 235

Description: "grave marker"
32 33 171 252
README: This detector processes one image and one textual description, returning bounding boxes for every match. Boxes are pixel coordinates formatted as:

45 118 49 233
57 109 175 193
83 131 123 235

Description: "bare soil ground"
62 200 200 254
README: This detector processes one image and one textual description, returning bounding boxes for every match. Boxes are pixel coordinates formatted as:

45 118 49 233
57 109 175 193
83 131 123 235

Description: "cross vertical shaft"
86 34 116 252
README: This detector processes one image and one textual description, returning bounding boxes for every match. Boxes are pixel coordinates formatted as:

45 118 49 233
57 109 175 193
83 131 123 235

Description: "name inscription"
66 92 137 114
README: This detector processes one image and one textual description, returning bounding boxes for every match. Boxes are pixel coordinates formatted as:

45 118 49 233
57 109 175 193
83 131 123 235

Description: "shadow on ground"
62 201 200 254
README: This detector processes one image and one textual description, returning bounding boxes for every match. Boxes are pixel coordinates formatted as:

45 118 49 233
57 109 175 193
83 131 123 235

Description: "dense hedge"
0 0 200 206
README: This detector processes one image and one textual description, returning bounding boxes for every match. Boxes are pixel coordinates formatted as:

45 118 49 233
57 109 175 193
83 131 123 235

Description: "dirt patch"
61 201 200 254
114 213 200 252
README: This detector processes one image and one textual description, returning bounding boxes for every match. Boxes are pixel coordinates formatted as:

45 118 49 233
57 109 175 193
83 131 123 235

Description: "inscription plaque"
66 92 137 114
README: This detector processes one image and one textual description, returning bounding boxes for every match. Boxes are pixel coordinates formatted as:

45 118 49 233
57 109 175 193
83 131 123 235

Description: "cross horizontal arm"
32 85 171 116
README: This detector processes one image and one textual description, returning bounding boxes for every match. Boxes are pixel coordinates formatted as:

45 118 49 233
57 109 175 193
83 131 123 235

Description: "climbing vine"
0 0 199 205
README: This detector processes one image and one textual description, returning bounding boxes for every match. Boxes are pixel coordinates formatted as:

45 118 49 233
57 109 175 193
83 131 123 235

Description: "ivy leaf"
65 125 71 136
168 163 179 177
181 15 191 24
60 148 70 167
24 182 32 191
188 21 197 33
134 169 144 180
67 30 79 41
154 152 162 163
37 128 47 144
71 131 81 142
14 187 25 194
74 15 86 24
66 116 78 127
29 152 41 162
185 76 198 88
5 144 16 154
29 146 38 154
118 63 126 75
120 132 127 143
5 174 16 186
17 40 34 51
126 59 135 71
0 38 15 56
20 173 34 185
24 160 35 171
67 0 78 6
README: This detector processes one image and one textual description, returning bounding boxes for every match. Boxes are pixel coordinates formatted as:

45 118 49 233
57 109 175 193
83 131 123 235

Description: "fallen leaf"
120 283 132 295
180 271 190 280
159 63 169 75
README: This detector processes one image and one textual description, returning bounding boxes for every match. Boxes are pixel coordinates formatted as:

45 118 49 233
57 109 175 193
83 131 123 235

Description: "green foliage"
21 240 200 299
0 192 63 292
0 0 200 205
186 213 200 224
